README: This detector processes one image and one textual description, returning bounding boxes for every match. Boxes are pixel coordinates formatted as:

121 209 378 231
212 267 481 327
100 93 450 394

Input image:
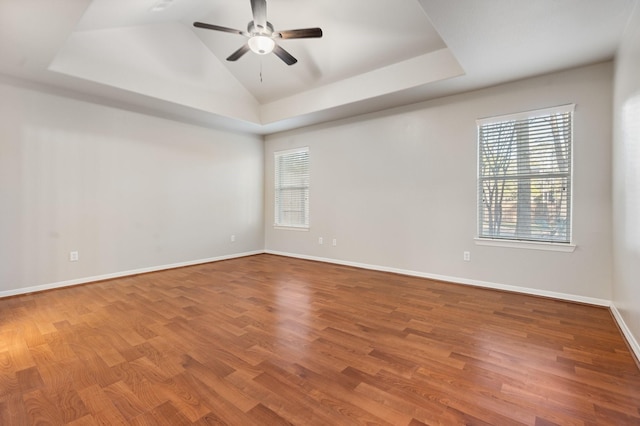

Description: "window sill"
474 238 576 252
273 225 309 232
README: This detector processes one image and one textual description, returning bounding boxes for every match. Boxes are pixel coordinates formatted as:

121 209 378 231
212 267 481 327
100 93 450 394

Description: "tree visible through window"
274 147 309 228
477 105 573 243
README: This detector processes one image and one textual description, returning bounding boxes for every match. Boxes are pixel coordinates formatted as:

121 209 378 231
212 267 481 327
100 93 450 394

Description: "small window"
274 147 310 228
477 105 574 244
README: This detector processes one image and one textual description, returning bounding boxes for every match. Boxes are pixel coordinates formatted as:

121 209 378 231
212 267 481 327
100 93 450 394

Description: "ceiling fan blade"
193 22 246 36
272 44 297 66
250 0 268 31
227 44 251 61
275 28 323 39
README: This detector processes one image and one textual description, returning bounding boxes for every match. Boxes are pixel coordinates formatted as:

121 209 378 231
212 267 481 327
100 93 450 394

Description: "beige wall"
265 62 613 302
0 82 264 295
613 4 640 353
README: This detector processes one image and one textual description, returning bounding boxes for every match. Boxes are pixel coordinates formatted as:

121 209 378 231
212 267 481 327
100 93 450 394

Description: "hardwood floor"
1 254 639 425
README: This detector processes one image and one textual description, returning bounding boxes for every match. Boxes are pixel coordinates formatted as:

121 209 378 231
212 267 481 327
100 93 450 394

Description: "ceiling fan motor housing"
248 21 274 36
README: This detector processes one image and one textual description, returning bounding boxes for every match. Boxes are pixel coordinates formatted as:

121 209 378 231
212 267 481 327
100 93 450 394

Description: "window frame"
476 104 576 251
273 146 310 230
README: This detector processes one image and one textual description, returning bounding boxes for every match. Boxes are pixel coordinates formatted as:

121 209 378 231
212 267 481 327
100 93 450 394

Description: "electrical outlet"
230 235 236 242
463 251 470 262
332 238 337 247
69 251 79 262
318 237 323 245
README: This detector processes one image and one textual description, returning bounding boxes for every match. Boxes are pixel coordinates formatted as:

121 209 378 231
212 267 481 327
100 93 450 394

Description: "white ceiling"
0 0 637 135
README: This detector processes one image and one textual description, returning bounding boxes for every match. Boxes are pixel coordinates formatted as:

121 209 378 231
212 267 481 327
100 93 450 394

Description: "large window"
274 147 310 228
477 105 574 244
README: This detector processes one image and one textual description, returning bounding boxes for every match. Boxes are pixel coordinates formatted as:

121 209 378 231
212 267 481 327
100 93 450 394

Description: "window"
477 104 574 244
274 147 310 228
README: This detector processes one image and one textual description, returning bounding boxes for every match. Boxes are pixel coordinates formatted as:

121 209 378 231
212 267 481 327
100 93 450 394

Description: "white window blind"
477 105 574 244
274 147 309 228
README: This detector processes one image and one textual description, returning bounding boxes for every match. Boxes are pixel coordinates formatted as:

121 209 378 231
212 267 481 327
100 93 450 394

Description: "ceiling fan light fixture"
248 36 275 55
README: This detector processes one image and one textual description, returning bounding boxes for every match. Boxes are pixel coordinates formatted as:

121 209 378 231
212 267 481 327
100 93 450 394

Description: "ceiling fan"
193 0 323 66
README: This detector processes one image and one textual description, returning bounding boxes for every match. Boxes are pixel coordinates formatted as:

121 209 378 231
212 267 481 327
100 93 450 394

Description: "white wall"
613 4 640 352
0 82 264 295
265 62 613 302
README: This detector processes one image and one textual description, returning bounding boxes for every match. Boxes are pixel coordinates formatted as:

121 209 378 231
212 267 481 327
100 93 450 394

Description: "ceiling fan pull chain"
260 59 263 83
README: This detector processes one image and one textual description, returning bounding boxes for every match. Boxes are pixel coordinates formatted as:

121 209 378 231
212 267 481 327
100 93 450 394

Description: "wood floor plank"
246 402 294 425
0 393 28 426
77 384 128 425
153 373 211 422
0 254 639 424
147 400 193 426
0 351 20 399
23 389 65 424
15 366 44 394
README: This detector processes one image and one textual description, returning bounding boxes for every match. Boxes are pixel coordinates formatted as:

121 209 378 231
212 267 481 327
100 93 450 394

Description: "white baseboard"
610 304 640 365
265 250 611 307
0 250 264 299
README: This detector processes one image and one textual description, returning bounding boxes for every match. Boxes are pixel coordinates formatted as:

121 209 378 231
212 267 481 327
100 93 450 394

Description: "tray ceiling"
0 0 636 134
